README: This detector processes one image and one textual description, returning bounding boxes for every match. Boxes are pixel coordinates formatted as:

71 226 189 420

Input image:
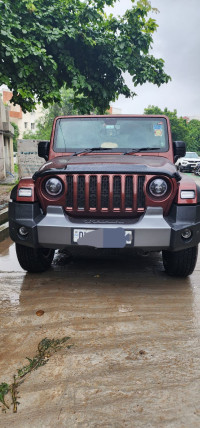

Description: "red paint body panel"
17 178 38 202
175 174 197 204
35 173 178 218
38 154 177 175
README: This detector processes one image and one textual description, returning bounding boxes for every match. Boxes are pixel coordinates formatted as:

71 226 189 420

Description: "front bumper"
181 164 193 172
181 163 199 171
9 202 200 252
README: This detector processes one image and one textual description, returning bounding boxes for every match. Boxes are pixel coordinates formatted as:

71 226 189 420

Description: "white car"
176 151 200 172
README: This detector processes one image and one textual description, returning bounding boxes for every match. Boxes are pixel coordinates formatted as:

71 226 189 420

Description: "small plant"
0 336 73 413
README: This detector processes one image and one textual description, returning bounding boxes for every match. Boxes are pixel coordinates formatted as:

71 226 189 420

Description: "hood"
33 154 181 181
183 157 200 161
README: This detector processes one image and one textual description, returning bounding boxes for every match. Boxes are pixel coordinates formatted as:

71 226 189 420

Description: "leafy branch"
0 336 73 413
0 0 170 113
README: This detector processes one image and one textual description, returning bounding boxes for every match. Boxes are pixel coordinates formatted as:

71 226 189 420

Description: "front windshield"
53 117 168 152
185 152 199 158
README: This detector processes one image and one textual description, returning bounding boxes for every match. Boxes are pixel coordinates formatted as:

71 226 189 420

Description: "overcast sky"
105 0 200 117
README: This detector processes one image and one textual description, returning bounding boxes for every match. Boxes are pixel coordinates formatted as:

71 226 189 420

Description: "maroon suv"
9 115 200 276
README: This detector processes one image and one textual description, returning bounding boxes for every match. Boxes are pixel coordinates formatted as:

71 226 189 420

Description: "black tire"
16 243 55 273
162 246 198 277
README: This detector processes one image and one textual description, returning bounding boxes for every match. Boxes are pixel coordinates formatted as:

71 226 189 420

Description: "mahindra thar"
9 115 200 276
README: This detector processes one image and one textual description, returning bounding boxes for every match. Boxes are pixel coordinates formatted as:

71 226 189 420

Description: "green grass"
14 164 18 174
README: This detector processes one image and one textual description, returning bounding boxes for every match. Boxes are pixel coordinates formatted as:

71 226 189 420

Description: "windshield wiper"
71 147 111 157
124 147 160 155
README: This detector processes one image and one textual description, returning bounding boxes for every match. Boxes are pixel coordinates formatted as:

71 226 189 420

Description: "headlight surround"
44 177 63 196
148 178 168 198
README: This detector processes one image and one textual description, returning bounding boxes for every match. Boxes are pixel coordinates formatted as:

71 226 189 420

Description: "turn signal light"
180 190 195 199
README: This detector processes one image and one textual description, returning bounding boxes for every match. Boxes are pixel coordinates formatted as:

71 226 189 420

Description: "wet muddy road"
0 238 200 427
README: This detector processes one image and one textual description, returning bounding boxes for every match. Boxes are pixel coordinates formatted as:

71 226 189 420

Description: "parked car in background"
194 162 200 176
176 152 200 172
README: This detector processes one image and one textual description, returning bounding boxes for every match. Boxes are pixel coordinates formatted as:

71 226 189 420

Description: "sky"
105 0 200 117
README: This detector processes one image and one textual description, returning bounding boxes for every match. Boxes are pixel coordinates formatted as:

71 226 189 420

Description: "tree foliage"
144 105 200 151
23 88 80 140
186 120 200 152
0 0 170 113
11 121 20 151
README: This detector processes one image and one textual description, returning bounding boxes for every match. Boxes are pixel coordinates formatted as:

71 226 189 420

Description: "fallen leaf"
36 310 44 316
139 350 146 355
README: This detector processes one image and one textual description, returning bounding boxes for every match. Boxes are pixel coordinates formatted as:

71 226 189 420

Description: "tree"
144 105 200 151
0 0 170 114
144 105 188 141
186 120 200 152
11 122 19 152
23 88 80 140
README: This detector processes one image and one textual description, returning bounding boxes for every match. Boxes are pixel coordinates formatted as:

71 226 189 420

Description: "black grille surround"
66 174 146 215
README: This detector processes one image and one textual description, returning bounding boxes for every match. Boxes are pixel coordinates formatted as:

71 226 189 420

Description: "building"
182 115 200 123
0 98 14 181
107 106 122 115
1 89 43 139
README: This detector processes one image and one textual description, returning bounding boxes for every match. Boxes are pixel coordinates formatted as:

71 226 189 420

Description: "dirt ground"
0 238 200 427
0 185 12 208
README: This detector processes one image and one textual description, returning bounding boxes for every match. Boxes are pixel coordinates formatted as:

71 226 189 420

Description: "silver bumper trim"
37 206 171 250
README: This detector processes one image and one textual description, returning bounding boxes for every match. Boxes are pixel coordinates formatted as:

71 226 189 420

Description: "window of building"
24 122 28 129
31 123 35 130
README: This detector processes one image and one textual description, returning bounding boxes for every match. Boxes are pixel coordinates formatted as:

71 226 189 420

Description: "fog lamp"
181 229 192 240
19 226 28 236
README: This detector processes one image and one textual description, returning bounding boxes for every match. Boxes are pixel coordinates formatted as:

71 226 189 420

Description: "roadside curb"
0 208 9 242
0 221 9 242
0 208 8 225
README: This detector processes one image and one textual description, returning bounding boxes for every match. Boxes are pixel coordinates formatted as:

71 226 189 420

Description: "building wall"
0 98 14 181
1 89 43 139
107 106 122 115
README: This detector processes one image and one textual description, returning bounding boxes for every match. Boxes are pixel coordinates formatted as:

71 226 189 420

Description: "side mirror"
173 141 186 162
38 141 50 161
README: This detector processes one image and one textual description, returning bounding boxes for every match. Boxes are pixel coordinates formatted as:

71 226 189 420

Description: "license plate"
73 229 95 243
73 228 132 244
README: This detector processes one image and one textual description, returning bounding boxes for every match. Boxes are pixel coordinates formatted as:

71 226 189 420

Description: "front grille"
66 175 73 207
89 175 97 208
66 174 145 215
137 176 145 208
77 175 85 209
113 176 121 208
125 176 133 208
101 176 109 208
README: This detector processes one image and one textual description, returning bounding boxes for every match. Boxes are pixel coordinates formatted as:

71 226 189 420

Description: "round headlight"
149 178 168 197
45 178 63 196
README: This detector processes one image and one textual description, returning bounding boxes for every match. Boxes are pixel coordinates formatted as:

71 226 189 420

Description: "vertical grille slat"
125 176 133 208
113 176 121 208
137 176 145 208
101 176 109 208
77 175 85 209
66 175 73 207
89 176 97 208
